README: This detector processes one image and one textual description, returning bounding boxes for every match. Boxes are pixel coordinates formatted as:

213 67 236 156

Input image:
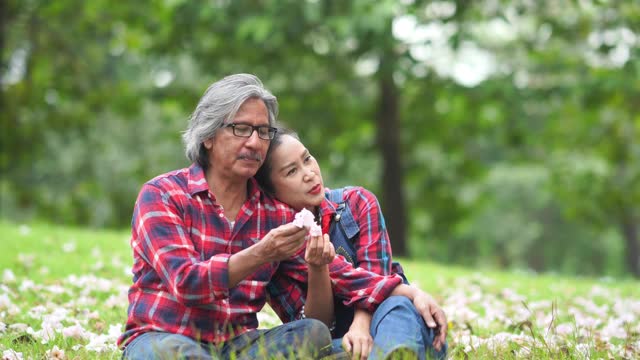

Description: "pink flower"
62 323 87 340
309 223 322 237
45 346 66 360
293 208 315 228
2 349 23 360
292 208 322 236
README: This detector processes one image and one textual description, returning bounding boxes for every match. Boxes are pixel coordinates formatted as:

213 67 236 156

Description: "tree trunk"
375 57 407 257
0 0 6 106
621 217 640 277
0 0 7 186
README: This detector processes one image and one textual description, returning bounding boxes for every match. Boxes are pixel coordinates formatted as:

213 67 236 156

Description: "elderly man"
118 74 407 359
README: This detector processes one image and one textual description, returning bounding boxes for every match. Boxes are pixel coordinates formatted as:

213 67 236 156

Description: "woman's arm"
302 233 335 327
342 308 374 360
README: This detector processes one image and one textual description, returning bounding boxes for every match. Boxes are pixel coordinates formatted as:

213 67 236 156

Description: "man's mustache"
238 153 262 162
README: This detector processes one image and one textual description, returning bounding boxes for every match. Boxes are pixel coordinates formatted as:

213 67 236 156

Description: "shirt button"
219 213 224 218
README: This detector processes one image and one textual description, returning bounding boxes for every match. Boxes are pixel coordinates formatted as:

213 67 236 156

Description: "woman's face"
269 135 324 211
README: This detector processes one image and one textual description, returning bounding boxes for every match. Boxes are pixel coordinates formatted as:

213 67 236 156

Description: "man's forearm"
227 244 269 287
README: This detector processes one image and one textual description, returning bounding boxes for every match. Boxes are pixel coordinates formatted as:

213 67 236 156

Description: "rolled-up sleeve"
329 255 402 312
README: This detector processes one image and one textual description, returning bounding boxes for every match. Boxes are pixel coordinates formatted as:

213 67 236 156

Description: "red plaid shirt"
118 165 402 348
320 186 393 276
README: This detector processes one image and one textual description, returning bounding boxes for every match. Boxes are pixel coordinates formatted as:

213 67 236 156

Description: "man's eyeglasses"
224 123 278 140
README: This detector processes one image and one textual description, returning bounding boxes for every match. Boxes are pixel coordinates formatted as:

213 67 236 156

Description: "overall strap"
326 187 359 264
327 187 410 285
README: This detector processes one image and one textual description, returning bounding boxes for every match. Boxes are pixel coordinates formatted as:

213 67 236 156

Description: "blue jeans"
331 296 447 360
123 319 332 360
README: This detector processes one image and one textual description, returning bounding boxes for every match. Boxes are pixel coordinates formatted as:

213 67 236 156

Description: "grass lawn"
0 220 638 359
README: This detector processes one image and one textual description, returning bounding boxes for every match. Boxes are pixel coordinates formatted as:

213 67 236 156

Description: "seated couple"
118 73 447 360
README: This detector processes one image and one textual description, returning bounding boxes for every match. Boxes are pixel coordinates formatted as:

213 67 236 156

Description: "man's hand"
412 290 447 352
258 223 308 262
305 233 335 268
342 322 373 360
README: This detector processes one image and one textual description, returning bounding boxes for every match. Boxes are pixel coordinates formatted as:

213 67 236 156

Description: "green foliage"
1 0 639 276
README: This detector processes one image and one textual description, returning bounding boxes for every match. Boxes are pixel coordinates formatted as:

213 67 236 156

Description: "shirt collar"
187 164 209 195
318 187 338 217
246 177 263 203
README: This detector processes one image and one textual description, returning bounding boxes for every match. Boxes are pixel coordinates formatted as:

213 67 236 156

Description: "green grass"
401 260 640 300
1 220 639 359
0 221 132 281
0 221 131 359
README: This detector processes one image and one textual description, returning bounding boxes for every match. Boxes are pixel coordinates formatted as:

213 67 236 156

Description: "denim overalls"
325 187 409 338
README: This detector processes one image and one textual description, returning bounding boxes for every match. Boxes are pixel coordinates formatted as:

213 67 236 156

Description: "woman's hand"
305 233 335 268
342 322 373 360
390 284 448 352
412 290 447 352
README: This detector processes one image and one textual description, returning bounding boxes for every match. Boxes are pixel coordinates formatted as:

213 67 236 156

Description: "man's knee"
123 332 212 360
299 318 332 340
296 319 332 355
371 296 422 340
376 296 416 316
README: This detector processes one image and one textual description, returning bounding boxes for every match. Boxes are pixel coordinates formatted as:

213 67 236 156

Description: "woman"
256 129 447 360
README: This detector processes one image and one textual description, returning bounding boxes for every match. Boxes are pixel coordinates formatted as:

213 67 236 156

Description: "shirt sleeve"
266 248 308 323
329 255 403 312
348 187 393 275
131 183 230 307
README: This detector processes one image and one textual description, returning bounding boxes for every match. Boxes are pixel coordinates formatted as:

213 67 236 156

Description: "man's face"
204 98 271 181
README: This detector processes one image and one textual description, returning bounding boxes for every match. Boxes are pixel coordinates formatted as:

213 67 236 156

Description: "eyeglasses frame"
224 123 278 140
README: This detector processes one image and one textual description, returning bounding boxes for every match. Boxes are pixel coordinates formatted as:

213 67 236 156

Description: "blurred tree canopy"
1 0 639 277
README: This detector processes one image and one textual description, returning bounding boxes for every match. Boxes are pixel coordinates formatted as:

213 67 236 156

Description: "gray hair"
182 73 278 169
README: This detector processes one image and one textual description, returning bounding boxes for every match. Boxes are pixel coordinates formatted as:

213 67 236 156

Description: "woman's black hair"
255 127 299 195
